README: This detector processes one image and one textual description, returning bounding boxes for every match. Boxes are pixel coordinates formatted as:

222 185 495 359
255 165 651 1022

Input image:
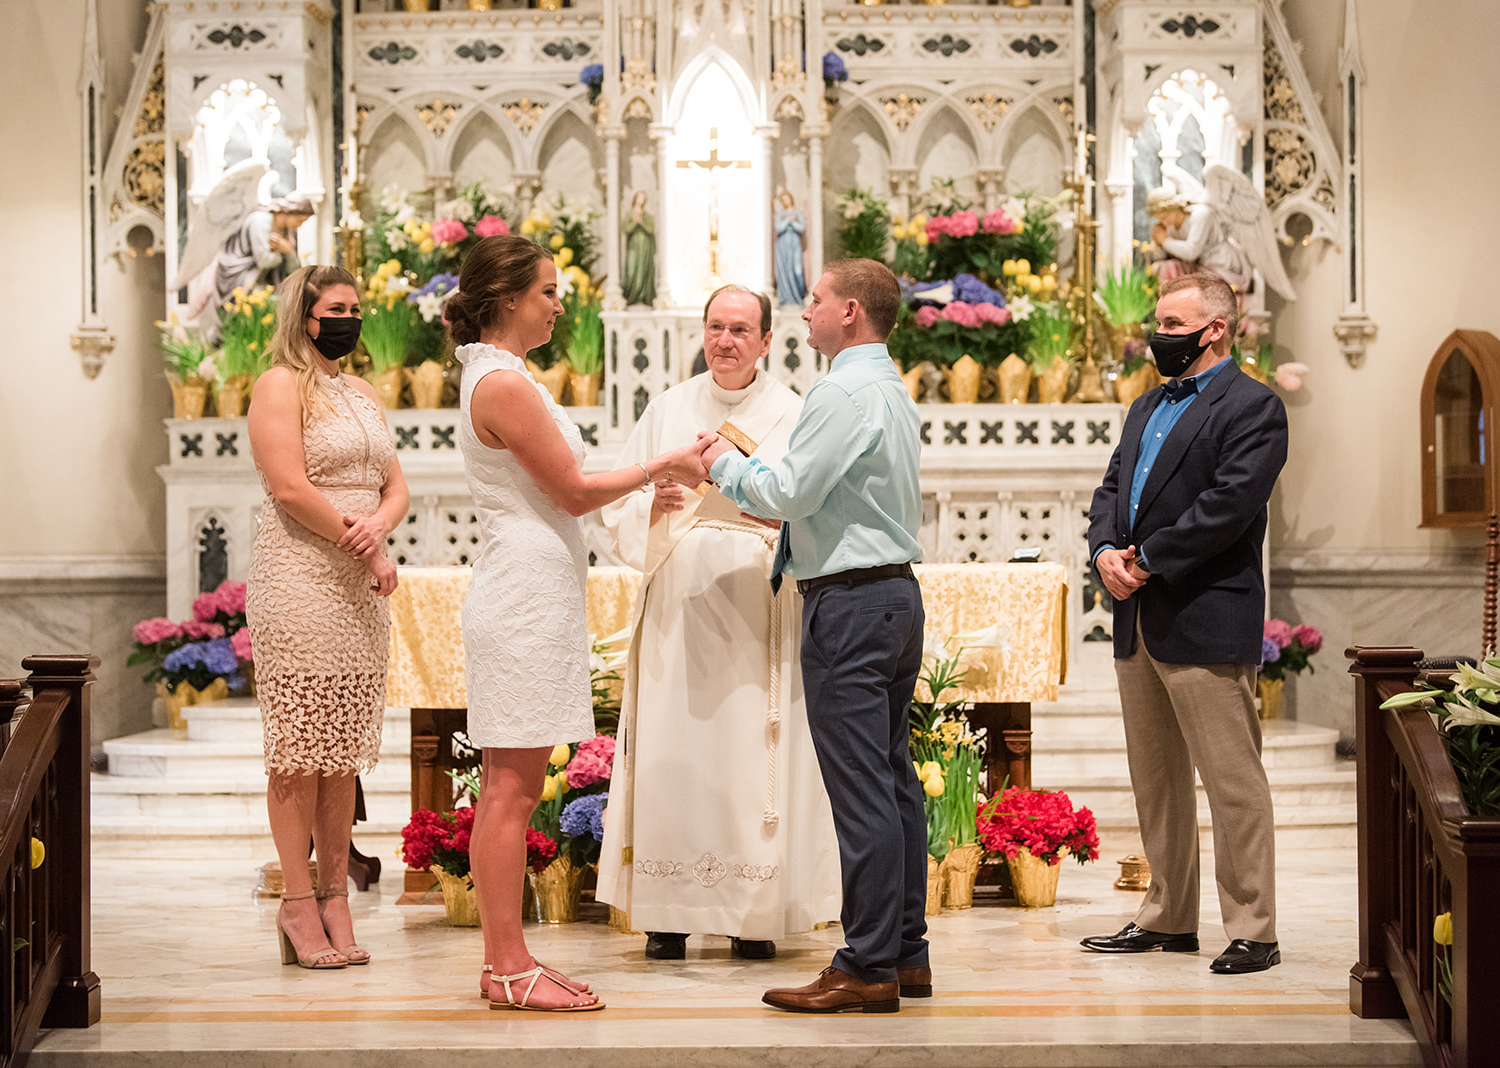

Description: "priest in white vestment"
597 286 841 960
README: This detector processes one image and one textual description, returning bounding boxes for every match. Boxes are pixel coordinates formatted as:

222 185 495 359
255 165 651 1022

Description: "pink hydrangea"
564 734 616 788
1263 619 1294 649
924 216 951 244
914 305 942 328
181 620 226 640
215 580 247 616
981 210 1017 235
191 591 219 622
132 617 181 645
948 211 979 238
940 301 981 328
475 214 509 238
431 218 468 245
231 628 254 662
1291 624 1323 653
974 302 1011 325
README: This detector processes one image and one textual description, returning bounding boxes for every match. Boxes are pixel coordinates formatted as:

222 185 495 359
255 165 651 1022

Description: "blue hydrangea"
1261 638 1281 665
579 63 604 89
953 273 1006 307
411 272 458 299
203 637 239 675
559 792 608 842
822 52 847 83
162 642 204 673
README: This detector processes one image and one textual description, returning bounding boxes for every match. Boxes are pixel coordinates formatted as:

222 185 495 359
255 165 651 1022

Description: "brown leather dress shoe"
897 966 932 998
762 966 899 1014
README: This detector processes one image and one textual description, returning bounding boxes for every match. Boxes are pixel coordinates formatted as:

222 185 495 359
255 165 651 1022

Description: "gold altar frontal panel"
387 562 1066 708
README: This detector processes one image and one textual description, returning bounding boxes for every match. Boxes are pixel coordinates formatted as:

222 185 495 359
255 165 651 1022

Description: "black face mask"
1148 323 1212 379
310 316 362 360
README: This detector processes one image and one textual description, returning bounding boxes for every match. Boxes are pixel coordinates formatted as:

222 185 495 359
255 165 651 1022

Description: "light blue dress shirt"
1096 355 1230 572
710 342 923 581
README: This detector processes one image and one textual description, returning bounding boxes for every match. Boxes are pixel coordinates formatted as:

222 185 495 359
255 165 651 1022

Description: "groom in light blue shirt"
704 259 929 1015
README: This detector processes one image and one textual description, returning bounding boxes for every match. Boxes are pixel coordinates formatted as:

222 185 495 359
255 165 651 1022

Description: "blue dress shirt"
1097 356 1231 571
710 342 923 581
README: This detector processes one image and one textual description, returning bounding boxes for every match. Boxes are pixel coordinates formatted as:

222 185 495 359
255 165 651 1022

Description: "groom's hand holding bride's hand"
658 433 718 486
699 430 738 472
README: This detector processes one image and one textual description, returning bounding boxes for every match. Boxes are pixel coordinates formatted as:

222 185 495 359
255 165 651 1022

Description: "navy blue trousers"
799 575 929 983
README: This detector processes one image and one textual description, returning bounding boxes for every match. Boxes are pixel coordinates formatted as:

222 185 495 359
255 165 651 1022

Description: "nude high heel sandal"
278 890 347 969
316 887 370 965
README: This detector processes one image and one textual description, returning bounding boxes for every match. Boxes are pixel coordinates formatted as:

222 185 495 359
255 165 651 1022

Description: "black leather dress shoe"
644 932 688 960
730 938 776 960
1080 922 1199 954
1209 939 1280 974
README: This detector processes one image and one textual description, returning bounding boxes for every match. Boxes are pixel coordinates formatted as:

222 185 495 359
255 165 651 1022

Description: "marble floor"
33 836 1420 1068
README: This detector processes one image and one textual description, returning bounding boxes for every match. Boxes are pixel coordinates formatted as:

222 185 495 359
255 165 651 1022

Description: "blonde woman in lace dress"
247 265 408 970
446 235 713 1011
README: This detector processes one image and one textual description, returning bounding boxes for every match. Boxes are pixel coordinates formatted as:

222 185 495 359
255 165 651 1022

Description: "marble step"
102 726 409 778
1033 720 1342 778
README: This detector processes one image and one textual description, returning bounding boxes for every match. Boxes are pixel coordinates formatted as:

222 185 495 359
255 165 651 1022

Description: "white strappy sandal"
487 963 604 1012
481 961 591 999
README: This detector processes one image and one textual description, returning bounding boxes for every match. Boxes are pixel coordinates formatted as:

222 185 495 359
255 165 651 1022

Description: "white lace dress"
456 344 594 748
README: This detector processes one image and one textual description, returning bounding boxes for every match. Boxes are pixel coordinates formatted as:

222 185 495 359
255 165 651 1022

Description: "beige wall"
0 0 167 562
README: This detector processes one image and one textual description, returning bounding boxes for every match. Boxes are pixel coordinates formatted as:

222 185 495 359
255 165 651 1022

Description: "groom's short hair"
824 259 901 339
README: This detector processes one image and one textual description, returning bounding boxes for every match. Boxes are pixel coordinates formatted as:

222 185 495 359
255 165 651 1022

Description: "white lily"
911 282 954 306
1444 689 1500 728
416 291 445 323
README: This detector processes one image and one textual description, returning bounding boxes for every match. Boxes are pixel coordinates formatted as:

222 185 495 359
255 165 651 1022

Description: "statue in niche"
1146 162 1297 304
173 161 314 343
773 190 808 307
621 190 657 307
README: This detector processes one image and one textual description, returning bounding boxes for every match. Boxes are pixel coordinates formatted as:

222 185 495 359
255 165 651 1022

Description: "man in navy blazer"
1082 273 1288 975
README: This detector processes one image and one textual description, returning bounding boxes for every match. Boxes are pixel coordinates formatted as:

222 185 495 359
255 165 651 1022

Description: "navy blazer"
1087 360 1288 665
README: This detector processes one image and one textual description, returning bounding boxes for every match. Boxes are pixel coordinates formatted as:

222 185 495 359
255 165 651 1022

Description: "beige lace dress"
247 374 396 775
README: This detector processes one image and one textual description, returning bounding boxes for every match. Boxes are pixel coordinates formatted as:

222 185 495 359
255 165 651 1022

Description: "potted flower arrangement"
1022 297 1074 404
909 650 985 912
215 285 276 417
559 264 603 406
400 805 480 926
405 271 459 407
976 786 1099 907
1258 619 1322 719
835 188 891 262
524 734 614 922
518 195 600 401
902 273 1017 404
128 580 253 730
579 63 604 107
821 51 847 109
158 315 217 420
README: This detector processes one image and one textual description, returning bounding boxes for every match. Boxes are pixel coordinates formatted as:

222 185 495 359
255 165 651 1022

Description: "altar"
386 561 1066 896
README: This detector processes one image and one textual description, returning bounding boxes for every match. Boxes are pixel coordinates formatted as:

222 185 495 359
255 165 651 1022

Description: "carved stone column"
651 123 674 306
804 125 828 284
514 172 542 223
755 125 777 297
601 125 625 309
887 167 918 221
976 168 1005 212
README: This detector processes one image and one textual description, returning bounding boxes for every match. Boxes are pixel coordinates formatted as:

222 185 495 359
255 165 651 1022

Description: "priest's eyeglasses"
705 324 756 341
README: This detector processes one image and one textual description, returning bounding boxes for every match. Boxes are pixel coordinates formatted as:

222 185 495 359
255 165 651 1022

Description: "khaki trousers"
1114 623 1277 942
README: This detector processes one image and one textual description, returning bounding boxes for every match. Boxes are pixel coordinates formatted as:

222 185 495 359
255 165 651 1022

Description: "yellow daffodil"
231 287 246 299
550 233 566 251
923 774 945 797
29 838 43 869
541 775 558 802
261 313 274 325
549 743 571 767
1434 912 1453 945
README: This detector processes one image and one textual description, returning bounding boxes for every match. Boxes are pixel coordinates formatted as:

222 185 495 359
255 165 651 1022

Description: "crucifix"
676 126 751 287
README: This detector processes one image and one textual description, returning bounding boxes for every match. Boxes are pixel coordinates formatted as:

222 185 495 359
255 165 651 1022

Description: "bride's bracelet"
636 462 654 494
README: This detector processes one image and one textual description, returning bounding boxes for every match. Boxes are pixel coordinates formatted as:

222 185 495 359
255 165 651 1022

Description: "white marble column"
805 127 826 283
651 123 673 307
755 125 777 297
515 172 542 223
601 126 625 309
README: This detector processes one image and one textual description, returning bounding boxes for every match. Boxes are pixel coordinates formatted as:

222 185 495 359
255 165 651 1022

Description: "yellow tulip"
923 774 945 797
916 232 929 246
29 838 43 869
1002 259 1018 276
1040 275 1058 293
913 761 922 777
1027 275 1043 294
419 239 435 253
540 775 558 802
920 760 942 781
556 771 570 792
555 247 574 268
1434 912 1453 946
550 233 566 250
549 743 571 767
1016 259 1031 275
912 213 928 228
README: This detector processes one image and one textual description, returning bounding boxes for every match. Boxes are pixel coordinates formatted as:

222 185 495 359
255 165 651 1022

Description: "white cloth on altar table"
596 370 841 939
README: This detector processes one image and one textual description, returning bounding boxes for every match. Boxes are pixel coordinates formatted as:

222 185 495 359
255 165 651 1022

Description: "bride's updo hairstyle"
445 234 554 346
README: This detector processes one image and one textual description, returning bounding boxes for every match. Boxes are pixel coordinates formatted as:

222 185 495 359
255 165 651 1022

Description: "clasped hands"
1095 545 1150 602
647 432 780 531
338 515 398 597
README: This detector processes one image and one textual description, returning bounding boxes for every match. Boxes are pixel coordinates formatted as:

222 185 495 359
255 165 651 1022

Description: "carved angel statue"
173 160 314 341
1147 162 1296 303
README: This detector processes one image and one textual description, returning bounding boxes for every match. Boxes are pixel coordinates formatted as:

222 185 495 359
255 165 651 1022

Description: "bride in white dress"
446 235 713 1012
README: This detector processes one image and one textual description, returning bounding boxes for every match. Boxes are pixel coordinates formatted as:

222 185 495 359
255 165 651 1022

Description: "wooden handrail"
0 655 100 1068
1348 645 1500 1068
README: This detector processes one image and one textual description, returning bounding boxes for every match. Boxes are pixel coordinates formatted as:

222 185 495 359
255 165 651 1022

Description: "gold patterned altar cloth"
387 563 1066 708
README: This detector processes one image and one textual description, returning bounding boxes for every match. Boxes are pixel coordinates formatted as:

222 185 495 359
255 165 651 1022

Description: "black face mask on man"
310 316 362 361
1148 323 1213 379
